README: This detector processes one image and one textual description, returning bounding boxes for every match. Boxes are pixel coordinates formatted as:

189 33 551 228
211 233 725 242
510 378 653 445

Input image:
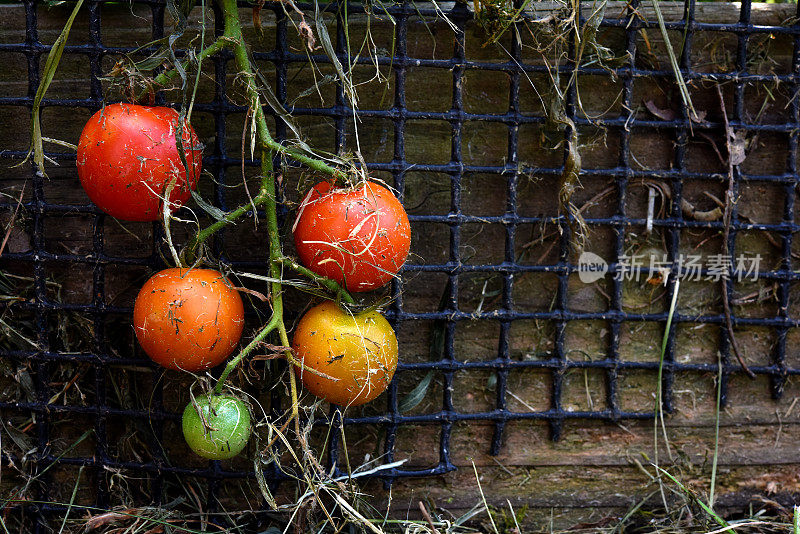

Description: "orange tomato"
292 301 398 407
133 268 244 372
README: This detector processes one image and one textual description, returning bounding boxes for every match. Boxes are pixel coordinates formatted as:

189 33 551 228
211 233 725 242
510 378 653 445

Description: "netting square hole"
561 367 607 413
336 423 387 468
517 124 564 169
445 368 490 416
458 272 504 313
292 115 337 154
43 214 94 256
47 311 95 353
461 173 507 216
396 320 439 362
569 268 610 314
616 369 658 413
346 66 395 111
516 175 560 218
405 67 452 112
511 272 559 313
674 323 721 364
747 32 794 76
570 175 619 216
408 220 450 265
395 369 442 415
564 320 608 360
345 116 394 162
393 423 442 470
462 120 508 166
618 321 665 363
45 261 93 305
741 132 789 176
739 182 786 225
406 18 455 60
505 368 551 412
628 126 675 171
404 172 451 215
399 272 449 314
463 70 509 114
671 370 718 421
404 120 452 164
50 412 97 456
575 75 625 118
283 62 338 108
41 106 93 151
3 53 28 99
0 107 35 152
508 319 556 360
454 320 501 362
461 222 506 265
104 220 154 258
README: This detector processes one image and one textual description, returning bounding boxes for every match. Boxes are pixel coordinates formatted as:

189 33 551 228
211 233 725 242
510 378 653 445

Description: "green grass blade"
23 0 85 177
651 0 696 118
654 465 734 534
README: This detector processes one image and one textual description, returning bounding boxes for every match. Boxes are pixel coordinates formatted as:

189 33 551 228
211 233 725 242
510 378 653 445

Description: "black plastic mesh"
1 0 799 528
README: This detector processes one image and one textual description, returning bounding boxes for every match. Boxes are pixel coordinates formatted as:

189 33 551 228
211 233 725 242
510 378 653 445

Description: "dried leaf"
644 100 675 121
84 511 132 531
252 0 265 34
189 189 227 221
690 109 707 123
730 129 747 166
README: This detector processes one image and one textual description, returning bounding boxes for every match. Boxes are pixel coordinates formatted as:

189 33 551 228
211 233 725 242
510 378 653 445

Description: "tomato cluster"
77 103 409 460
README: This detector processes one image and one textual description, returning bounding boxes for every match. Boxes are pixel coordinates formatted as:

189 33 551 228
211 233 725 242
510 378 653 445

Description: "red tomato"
76 103 202 221
133 268 244 372
293 181 411 292
292 301 398 406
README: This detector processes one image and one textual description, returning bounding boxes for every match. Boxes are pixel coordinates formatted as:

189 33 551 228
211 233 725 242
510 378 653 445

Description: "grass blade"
654 465 735 534
21 0 84 177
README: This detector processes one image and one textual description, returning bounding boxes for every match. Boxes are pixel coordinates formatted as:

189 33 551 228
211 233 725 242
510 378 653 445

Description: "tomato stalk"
277 257 356 305
142 36 229 102
215 0 316 430
213 311 280 395
180 186 271 266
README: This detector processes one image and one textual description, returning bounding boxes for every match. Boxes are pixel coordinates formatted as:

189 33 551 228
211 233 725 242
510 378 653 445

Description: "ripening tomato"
182 393 251 460
292 301 398 407
76 103 202 221
133 268 244 372
293 180 411 292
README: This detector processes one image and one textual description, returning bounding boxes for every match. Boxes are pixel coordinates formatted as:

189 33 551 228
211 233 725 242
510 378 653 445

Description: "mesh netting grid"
0 0 799 529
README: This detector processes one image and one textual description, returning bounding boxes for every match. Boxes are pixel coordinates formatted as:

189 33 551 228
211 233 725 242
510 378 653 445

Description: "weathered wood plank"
1 2 799 527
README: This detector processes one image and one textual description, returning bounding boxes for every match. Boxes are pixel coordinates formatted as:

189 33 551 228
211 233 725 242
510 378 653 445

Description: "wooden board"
1 2 799 531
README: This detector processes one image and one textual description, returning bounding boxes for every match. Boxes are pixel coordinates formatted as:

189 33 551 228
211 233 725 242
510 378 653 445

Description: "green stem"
181 188 271 265
218 0 301 429
138 36 228 103
214 313 280 394
278 256 355 305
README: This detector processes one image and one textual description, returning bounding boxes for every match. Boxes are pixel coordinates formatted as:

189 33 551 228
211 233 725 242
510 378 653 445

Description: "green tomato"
182 394 251 460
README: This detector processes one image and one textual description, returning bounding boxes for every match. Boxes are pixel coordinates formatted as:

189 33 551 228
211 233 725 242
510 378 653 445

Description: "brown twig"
418 501 440 534
716 84 755 380
0 183 26 257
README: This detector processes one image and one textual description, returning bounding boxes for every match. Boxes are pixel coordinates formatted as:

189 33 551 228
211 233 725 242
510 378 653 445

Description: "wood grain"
0 2 798 528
